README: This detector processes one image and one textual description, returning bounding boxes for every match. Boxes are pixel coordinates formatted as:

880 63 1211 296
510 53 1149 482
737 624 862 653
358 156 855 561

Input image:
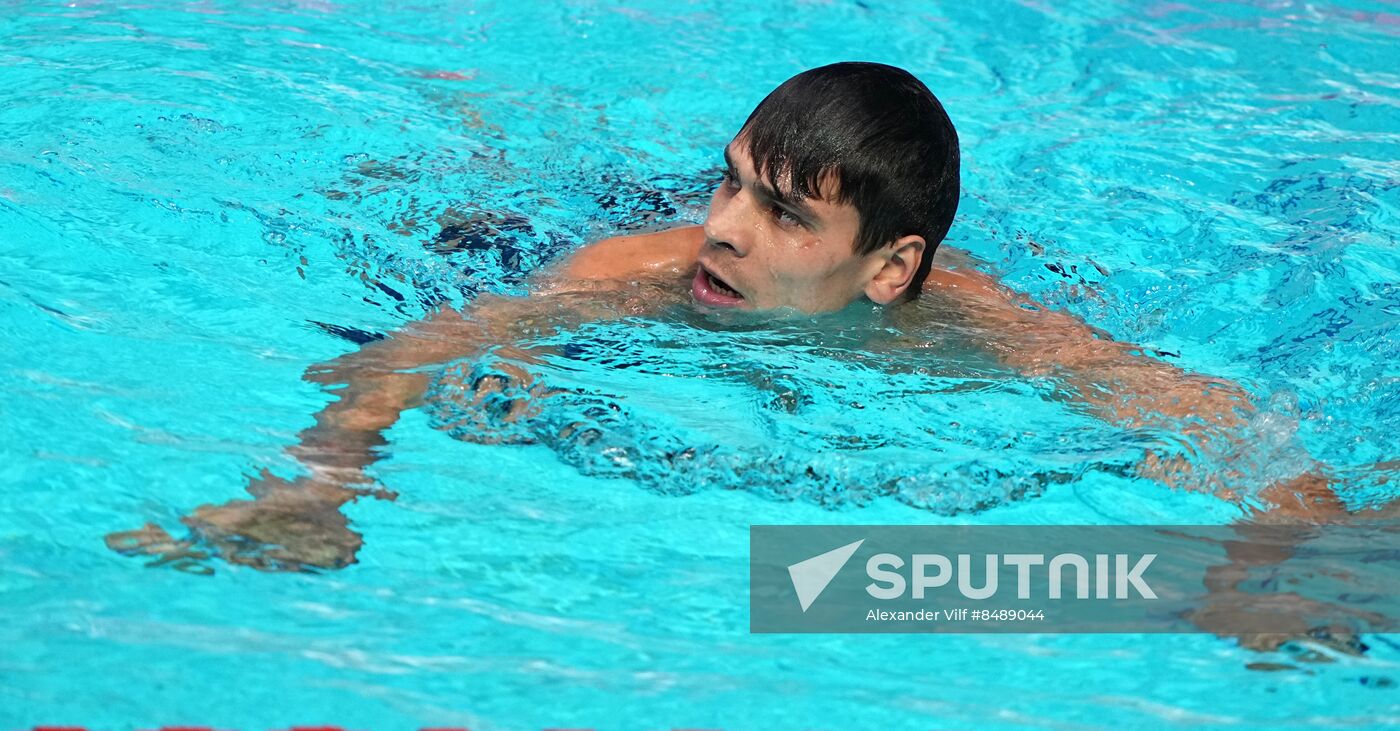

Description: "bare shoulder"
918 246 1090 333
544 225 705 286
920 245 1105 339
921 246 1010 303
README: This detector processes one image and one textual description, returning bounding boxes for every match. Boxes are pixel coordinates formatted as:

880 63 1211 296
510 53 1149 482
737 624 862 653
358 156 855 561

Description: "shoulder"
543 225 704 286
918 246 1102 336
921 246 1007 302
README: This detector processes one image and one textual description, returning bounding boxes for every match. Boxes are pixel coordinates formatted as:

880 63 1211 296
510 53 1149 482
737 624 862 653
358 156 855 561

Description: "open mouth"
691 264 745 307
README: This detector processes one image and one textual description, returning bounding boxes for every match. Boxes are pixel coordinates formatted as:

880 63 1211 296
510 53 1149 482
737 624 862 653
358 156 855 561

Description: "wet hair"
738 62 960 298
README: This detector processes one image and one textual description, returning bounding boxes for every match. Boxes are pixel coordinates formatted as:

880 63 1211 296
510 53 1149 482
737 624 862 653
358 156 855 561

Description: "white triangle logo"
787 539 865 612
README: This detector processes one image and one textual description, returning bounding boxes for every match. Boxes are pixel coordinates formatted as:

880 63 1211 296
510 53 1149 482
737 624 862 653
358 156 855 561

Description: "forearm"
1045 350 1356 517
287 368 432 481
274 286 640 488
939 269 1339 509
276 305 498 490
983 307 1253 437
268 227 702 490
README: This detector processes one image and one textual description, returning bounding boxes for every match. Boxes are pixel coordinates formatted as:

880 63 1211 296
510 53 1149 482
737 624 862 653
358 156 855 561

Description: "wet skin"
106 141 1396 657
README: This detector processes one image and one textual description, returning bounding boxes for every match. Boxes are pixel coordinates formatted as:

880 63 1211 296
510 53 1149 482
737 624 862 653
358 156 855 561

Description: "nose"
702 190 752 258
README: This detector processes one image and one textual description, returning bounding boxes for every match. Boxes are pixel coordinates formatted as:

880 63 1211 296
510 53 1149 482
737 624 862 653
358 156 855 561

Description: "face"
693 139 916 313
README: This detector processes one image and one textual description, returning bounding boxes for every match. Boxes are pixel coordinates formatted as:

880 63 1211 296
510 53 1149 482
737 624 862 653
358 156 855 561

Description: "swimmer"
108 63 1393 621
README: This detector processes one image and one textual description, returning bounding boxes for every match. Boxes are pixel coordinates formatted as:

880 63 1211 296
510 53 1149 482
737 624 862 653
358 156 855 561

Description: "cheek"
766 236 841 283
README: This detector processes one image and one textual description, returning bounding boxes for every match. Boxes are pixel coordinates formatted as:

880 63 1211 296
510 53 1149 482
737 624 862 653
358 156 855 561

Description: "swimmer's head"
694 62 960 313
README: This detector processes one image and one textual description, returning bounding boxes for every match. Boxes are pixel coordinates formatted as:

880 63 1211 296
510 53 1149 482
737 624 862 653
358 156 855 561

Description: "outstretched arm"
105 295 569 572
107 227 703 572
286 296 548 489
926 262 1347 521
284 224 702 492
926 262 1400 652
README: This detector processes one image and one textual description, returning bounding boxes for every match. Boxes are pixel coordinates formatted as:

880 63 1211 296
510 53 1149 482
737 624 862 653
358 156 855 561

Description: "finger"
144 545 210 568
106 523 181 556
168 558 216 576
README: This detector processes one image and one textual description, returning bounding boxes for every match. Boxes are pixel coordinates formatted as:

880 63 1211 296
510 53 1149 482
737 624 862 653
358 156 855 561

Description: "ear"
863 234 926 305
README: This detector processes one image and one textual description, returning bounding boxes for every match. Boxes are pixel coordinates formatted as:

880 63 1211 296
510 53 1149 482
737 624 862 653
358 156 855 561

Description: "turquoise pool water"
3 0 1399 727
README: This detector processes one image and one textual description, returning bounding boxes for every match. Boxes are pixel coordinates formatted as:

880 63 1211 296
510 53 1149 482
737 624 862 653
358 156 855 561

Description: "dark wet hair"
738 62 960 298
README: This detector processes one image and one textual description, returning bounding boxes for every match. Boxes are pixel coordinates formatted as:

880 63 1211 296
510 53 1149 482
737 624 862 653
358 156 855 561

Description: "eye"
720 170 740 190
770 204 801 228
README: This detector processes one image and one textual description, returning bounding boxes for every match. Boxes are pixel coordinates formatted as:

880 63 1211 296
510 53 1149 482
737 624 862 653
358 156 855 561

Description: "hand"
430 357 566 444
105 473 372 573
1188 588 1378 659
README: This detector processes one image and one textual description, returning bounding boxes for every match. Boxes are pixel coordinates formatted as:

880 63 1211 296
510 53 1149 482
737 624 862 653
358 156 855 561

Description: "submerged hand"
105 473 377 573
1189 588 1378 660
428 356 569 444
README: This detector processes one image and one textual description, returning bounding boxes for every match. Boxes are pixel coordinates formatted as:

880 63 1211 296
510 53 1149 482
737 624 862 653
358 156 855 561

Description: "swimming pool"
3 0 1398 727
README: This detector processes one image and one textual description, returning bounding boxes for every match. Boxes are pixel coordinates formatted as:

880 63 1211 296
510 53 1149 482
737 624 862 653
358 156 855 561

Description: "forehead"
723 141 857 221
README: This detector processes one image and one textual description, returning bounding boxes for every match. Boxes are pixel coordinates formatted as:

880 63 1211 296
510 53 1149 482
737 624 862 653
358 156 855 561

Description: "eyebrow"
723 147 820 224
